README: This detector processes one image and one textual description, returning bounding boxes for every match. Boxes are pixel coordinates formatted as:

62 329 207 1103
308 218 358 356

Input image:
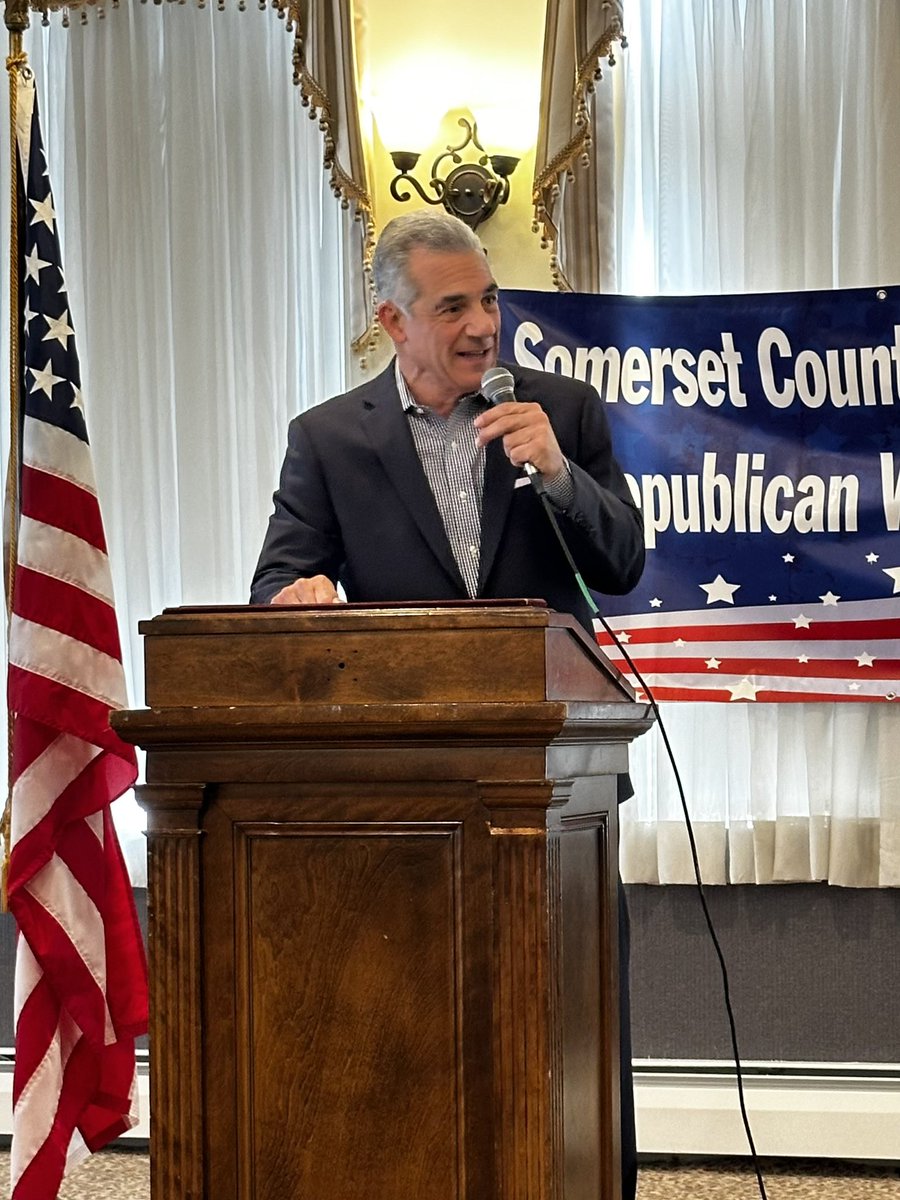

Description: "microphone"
479 366 541 482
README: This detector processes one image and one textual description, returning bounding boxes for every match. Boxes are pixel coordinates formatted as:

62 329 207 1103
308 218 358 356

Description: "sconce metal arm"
388 117 519 229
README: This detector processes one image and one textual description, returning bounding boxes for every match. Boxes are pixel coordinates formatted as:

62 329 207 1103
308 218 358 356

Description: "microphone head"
480 366 516 405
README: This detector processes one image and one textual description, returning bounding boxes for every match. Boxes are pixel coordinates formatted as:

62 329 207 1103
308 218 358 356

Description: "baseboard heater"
2 1053 898 1159
635 1060 900 1160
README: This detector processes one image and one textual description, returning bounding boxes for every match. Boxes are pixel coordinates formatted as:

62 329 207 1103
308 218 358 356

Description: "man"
252 211 643 619
251 210 645 1196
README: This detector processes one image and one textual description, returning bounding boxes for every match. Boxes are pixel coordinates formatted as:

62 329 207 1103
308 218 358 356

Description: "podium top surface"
145 598 549 631
137 601 634 709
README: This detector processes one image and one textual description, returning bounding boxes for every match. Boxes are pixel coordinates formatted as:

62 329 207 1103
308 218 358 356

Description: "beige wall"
356 0 555 293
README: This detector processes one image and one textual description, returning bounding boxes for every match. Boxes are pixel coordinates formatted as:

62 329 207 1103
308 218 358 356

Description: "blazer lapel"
361 367 467 592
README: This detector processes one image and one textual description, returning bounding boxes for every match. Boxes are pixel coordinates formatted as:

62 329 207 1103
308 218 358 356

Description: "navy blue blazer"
250 361 645 632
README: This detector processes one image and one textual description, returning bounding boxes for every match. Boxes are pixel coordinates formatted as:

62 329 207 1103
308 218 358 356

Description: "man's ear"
377 300 405 345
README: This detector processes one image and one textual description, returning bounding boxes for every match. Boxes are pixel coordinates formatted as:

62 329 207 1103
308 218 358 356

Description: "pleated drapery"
1 1 358 882
535 0 900 886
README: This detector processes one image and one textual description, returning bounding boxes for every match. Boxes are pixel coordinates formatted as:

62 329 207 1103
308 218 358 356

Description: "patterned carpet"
4 1150 900 1198
2 1151 899 1197
639 1158 900 1198
0 1148 149 1198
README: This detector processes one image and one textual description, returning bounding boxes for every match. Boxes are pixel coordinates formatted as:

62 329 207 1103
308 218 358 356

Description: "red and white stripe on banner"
596 597 900 703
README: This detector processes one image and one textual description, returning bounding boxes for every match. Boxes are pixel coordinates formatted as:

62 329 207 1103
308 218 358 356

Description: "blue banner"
500 286 899 702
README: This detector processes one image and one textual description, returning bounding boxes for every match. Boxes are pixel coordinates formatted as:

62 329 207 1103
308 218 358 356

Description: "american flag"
5 69 148 1199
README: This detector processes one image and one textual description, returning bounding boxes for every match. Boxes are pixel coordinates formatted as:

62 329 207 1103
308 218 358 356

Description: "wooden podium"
113 603 652 1200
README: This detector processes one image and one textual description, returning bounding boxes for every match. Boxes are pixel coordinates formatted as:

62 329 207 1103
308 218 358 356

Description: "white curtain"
1 2 352 884
610 0 900 886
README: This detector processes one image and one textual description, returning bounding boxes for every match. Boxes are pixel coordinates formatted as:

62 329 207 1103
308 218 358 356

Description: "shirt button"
459 490 467 500
469 545 477 556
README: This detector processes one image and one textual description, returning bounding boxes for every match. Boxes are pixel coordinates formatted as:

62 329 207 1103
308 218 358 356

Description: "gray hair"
372 211 485 312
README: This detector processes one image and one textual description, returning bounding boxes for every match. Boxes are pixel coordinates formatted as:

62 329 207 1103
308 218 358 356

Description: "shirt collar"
395 360 488 415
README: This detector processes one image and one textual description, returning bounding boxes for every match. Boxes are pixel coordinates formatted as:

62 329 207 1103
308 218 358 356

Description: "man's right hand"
270 575 341 605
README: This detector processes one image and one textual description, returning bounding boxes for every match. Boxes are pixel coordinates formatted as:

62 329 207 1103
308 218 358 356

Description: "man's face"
380 247 501 408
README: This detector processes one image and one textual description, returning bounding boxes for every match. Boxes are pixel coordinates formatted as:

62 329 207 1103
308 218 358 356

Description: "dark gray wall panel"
4 886 898 1065
628 883 900 1062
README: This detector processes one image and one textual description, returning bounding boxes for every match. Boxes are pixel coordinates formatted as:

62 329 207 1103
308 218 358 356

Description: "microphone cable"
532 480 770 1200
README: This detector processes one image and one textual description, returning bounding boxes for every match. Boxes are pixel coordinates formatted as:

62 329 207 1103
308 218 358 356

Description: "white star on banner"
70 384 84 413
793 614 811 629
798 655 809 664
23 298 37 332
819 591 840 606
42 309 75 348
783 553 795 563
848 682 861 692
674 638 686 648
856 653 875 667
29 359 65 400
617 631 631 643
29 192 56 230
883 567 900 594
729 678 761 701
649 597 662 608
769 595 777 602
866 553 879 564
700 574 741 604
705 657 721 670
24 245 50 283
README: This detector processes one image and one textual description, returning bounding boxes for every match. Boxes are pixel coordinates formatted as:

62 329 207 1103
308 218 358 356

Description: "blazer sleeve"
249 415 345 603
518 367 644 596
560 381 645 595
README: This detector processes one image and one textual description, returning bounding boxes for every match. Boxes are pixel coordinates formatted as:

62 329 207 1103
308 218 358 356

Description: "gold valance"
533 0 625 290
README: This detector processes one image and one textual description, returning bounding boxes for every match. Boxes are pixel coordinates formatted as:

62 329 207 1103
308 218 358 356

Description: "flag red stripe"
11 891 113 1048
11 824 146 1043
14 956 143 1169
7 740 137 898
20 463 107 552
11 972 59 1106
55 818 107 911
8 663 137 757
93 809 148 1035
76 1037 139 1151
12 566 124 659
8 714 59 782
11 1035 110 1200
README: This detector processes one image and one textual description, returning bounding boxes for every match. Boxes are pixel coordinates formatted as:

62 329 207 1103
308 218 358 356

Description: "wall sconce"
389 117 520 230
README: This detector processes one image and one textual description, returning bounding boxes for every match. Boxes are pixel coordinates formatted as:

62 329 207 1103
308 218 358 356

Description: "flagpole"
3 0 30 911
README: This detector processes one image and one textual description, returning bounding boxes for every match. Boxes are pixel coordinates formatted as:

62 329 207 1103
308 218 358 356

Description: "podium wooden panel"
113 604 652 1200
